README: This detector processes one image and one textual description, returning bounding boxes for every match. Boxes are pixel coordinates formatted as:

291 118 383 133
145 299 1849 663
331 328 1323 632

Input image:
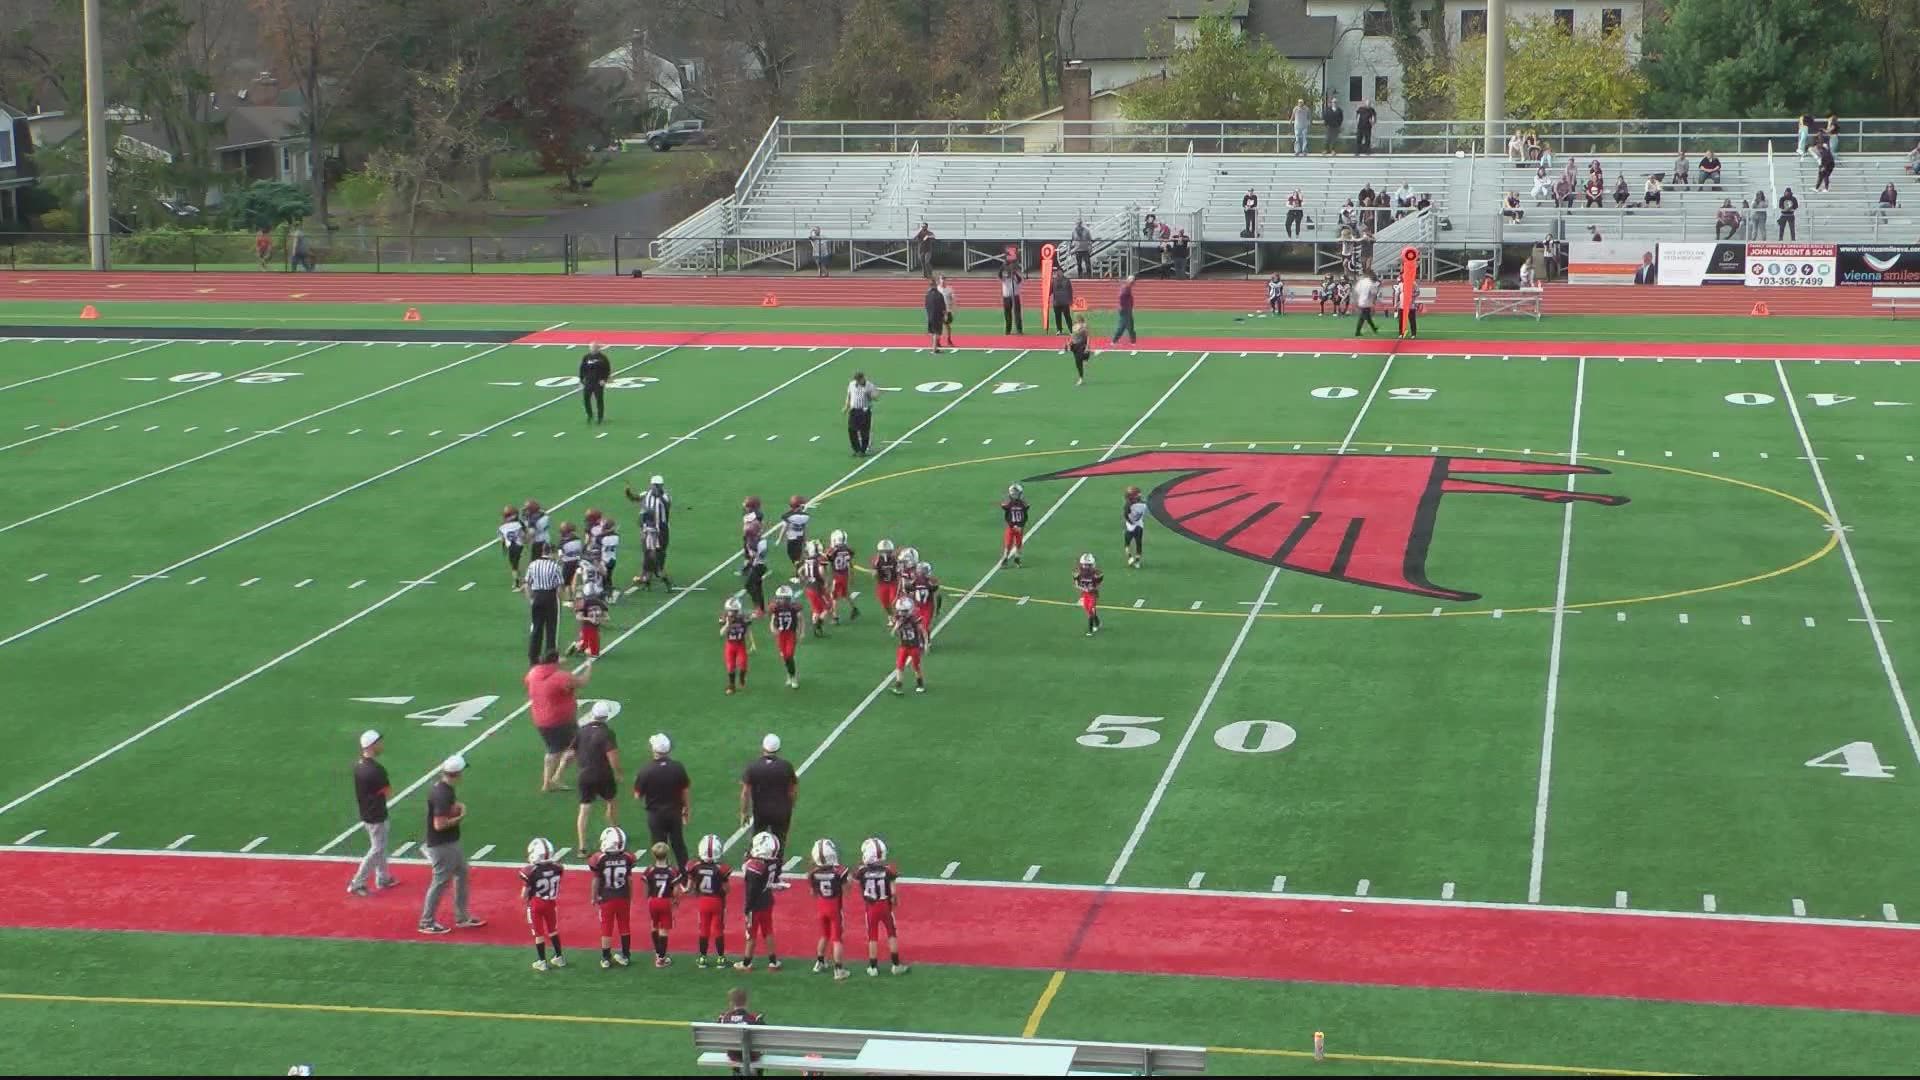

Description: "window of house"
1460 9 1487 39
282 147 292 176
1418 8 1432 29
0 127 15 169
1362 9 1393 36
1349 75 1364 102
1601 7 1623 34
1553 8 1574 32
1375 76 1390 103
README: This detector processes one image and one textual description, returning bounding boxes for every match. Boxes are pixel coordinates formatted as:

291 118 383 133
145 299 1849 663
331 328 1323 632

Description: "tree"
1436 15 1645 121
511 0 601 190
362 60 507 234
1387 0 1450 120
1853 0 1920 116
1120 13 1316 121
251 0 387 226
800 0 926 119
222 179 313 230
1642 0 1882 119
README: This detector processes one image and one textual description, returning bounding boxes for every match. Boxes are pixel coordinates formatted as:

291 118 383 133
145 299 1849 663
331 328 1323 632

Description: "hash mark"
1070 440 1080 446
982 438 992 445
553 431 566 439
459 582 476 592
12 830 45 845
88 832 119 847
348 429 361 435
1017 596 1031 606
1760 452 1769 459
1369 605 1383 615
349 579 366 589
1431 607 1443 616
305 428 319 435
809 435 821 442
392 841 416 858
941 862 959 879
1805 616 1816 628
784 855 802 872
189 576 206 585
295 579 313 589
937 437 948 444
1616 611 1626 622
1885 903 1899 922
1703 894 1717 913
28 573 46 582
1310 603 1323 614
79 574 100 584
388 430 402 436
1026 439 1035 446
1791 897 1807 917
1678 613 1689 624
1356 879 1371 897
1857 454 1867 462
241 836 267 852
240 577 260 587
472 844 495 861
1441 881 1455 900
1023 864 1042 882
553 847 571 861
1187 872 1205 889
1740 614 1751 626
1614 891 1629 909
1271 875 1286 893
185 426 200 433
167 835 195 850
1190 601 1203 610
1492 609 1504 619
144 425 159 432
1132 598 1146 608
723 433 736 441
766 435 778 442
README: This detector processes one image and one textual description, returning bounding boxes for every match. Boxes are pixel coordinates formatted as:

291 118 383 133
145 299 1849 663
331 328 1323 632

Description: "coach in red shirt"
526 650 591 792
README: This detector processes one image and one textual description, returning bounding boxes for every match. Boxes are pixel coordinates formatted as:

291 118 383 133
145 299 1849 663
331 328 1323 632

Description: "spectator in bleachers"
1876 182 1899 222
1503 191 1525 222
1584 175 1604 208
1777 187 1799 238
1530 163 1553 202
1699 150 1723 190
1071 219 1092 277
1359 223 1375 269
1358 181 1376 207
1170 230 1192 278
1292 100 1312 156
1672 151 1690 187
1415 191 1432 212
1906 141 1920 175
1553 173 1575 209
914 222 935 278
1538 140 1554 170
1814 138 1835 191
1588 157 1604 183
1394 181 1413 218
1613 175 1630 207
1524 131 1543 162
1825 113 1841 147
809 226 830 277
1797 114 1815 157
1542 233 1564 279
1243 189 1259 236
1338 200 1357 232
1508 130 1528 162
1322 95 1344 154
1355 98 1378 155
1715 199 1742 239
1748 190 1769 239
1644 175 1663 206
1285 189 1305 238
1589 224 1603 242
1338 229 1361 277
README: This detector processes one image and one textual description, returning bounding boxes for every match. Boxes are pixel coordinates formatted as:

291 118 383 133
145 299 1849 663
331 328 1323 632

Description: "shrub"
114 228 258 266
36 208 76 233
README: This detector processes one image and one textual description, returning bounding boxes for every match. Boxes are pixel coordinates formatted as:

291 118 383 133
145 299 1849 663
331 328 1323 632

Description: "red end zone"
4 849 1918 1015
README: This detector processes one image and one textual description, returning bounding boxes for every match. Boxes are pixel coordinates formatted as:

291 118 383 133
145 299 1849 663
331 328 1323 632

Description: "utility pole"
83 0 111 270
1484 0 1507 156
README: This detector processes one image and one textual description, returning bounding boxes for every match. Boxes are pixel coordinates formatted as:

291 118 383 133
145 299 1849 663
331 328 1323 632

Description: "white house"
590 34 706 119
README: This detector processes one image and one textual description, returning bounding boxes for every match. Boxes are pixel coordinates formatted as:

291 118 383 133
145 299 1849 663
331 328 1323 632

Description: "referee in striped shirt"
624 475 671 571
522 542 564 664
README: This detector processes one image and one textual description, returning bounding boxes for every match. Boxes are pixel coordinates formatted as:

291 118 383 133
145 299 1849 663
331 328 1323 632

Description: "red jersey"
894 613 927 647
800 553 829 590
909 574 939 608
521 860 563 902
855 862 899 904
587 850 637 901
722 612 752 642
685 859 733 901
808 864 852 904
1002 498 1029 526
1076 566 1104 593
830 543 855 575
642 863 683 900
872 553 900 583
769 600 801 635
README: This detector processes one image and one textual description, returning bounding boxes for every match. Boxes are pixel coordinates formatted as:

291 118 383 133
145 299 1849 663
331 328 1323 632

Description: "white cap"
649 475 664 486
359 729 382 749
441 753 467 774
589 700 616 721
649 733 672 755
762 733 781 754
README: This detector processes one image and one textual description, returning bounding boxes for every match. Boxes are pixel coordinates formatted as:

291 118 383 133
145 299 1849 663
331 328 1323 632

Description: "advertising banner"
1655 241 1746 286
1836 244 1920 286
1569 240 1657 285
1744 242 1837 288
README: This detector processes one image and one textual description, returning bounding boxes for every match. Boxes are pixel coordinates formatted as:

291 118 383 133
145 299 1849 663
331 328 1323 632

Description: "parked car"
645 119 707 151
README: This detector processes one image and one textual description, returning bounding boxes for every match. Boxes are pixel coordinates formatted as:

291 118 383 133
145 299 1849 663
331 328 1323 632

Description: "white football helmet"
894 596 916 617
876 538 896 553
750 831 781 860
1079 552 1097 567
697 834 723 862
806 538 824 558
599 826 627 853
829 529 848 549
526 837 556 863
900 546 920 568
1008 483 1023 499
810 838 839 866
919 561 934 577
724 595 744 614
860 837 888 865
774 584 794 602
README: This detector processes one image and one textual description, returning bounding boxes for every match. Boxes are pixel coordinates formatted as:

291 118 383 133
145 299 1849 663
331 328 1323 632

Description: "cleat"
550 955 567 968
696 956 708 969
891 683 904 696
732 960 753 972
612 954 631 967
532 959 550 972
376 876 399 890
767 958 783 972
891 963 911 975
655 956 672 969
833 968 850 981
915 684 926 693
346 884 368 897
417 923 450 935
455 917 487 929
600 958 612 969
812 960 826 974
787 677 798 689
867 965 879 977
716 957 730 969
725 686 735 695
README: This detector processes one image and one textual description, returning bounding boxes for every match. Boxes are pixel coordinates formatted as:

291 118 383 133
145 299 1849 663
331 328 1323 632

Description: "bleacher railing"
777 118 1920 156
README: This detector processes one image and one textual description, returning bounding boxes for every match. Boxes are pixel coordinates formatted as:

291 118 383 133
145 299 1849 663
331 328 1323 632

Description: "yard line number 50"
1076 715 1298 755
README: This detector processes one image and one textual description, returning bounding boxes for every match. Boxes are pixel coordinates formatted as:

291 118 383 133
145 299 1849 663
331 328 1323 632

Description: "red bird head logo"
1024 451 1628 601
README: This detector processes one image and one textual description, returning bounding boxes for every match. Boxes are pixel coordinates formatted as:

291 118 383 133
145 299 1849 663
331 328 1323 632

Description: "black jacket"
579 351 611 387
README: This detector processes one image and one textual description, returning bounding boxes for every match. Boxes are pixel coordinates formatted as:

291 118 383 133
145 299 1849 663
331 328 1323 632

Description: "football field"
3 294 1919 1074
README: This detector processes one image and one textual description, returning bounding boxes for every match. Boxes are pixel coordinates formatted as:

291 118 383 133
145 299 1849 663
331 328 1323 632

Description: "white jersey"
577 560 607 599
599 531 621 563
1267 279 1283 301
1125 501 1149 532
526 511 551 545
781 510 811 543
499 520 524 547
559 537 584 565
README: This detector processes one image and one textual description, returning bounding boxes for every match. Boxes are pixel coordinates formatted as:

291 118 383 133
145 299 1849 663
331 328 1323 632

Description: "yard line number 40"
1077 715 1297 754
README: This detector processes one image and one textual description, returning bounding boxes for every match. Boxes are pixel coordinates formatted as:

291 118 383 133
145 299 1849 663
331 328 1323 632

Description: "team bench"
691 1022 1208 1076
1272 284 1437 309
1475 286 1545 320
1871 286 1920 318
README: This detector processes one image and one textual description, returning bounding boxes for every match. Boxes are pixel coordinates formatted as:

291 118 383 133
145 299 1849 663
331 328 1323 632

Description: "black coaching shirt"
580 350 611 387
354 757 390 825
741 754 796 817
636 756 691 815
425 779 460 847
574 723 618 784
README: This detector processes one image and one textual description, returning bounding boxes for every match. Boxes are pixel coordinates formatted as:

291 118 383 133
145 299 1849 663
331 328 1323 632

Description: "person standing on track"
1112 275 1139 345
579 342 611 425
998 258 1025 334
419 755 485 935
526 650 589 792
739 734 798 849
573 701 622 857
347 730 398 896
522 542 564 664
924 280 947 354
1353 269 1381 336
635 732 693 867
845 372 881 457
1050 264 1074 334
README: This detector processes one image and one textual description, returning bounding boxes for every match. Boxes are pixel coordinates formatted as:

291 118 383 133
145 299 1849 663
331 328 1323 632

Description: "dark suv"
645 119 707 151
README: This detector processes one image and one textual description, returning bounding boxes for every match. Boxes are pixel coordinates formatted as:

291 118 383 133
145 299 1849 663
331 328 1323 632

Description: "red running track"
4 849 1918 1015
0 270 1886 316
513 327 1920 362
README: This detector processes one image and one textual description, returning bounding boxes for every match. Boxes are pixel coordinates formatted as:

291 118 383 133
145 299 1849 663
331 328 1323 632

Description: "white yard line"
0 341 172 392
0 345 333 454
0 342 519 535
1528 356 1588 904
324 349 1030 853
13 843 1913 933
1775 360 1920 764
0 347 858 820
0 338 643 652
721 353 1215 856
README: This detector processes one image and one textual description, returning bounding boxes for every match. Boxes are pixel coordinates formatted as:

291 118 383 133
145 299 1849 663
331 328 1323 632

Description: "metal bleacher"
650 118 1920 276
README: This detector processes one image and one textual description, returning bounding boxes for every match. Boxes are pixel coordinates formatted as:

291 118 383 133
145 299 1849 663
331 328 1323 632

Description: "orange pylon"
402 306 422 322
1750 301 1770 317
761 293 780 307
78 304 100 320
